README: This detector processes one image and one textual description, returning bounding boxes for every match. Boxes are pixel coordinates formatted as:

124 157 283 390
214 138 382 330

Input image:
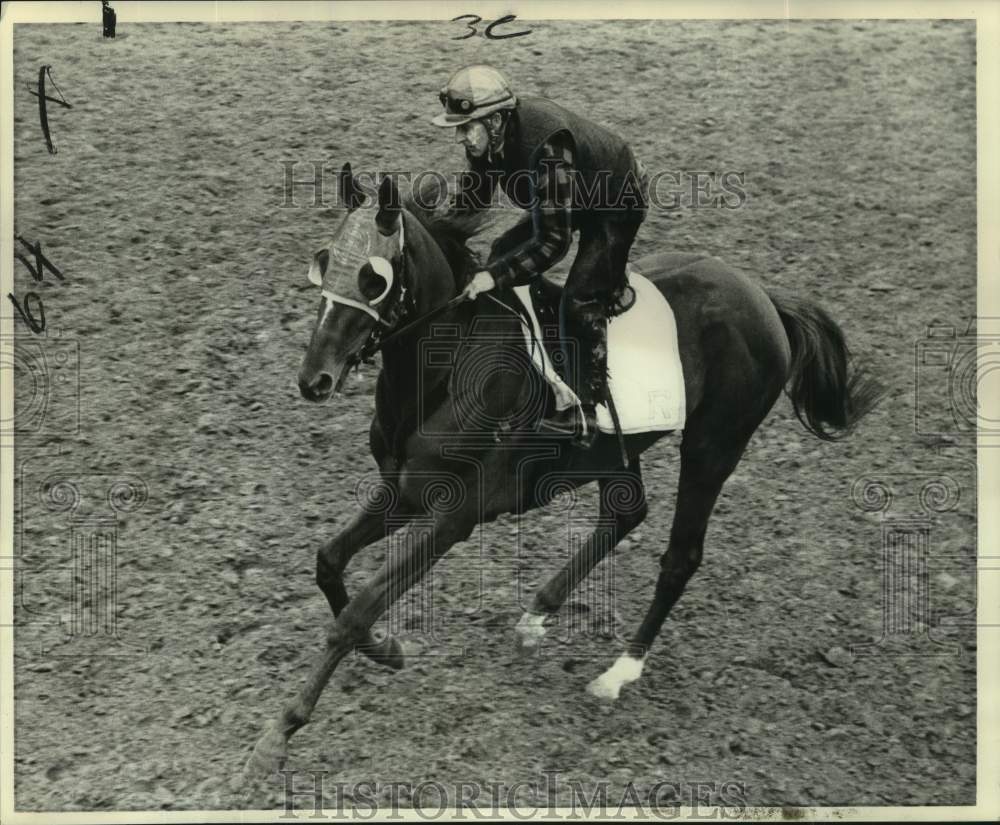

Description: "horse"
244 164 883 779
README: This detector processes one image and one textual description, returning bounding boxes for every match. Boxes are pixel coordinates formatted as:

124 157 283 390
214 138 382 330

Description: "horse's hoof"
362 635 405 671
587 655 646 701
515 634 541 657
586 675 623 701
514 612 548 654
240 725 289 786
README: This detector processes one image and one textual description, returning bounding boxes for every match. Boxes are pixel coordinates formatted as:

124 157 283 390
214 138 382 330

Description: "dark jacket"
499 96 642 224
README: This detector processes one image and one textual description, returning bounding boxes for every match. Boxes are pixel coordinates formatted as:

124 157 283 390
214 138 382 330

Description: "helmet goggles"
431 65 517 127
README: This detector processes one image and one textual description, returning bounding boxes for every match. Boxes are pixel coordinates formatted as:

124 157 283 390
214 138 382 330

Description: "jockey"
432 64 647 448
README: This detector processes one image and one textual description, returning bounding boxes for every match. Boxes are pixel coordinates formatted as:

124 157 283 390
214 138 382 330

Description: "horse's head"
298 164 457 402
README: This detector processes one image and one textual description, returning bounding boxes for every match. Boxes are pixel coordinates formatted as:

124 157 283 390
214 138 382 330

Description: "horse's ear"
307 247 329 287
375 175 401 236
339 162 364 211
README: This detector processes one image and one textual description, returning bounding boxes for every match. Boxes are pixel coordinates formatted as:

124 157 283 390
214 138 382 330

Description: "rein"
342 260 629 465
359 289 525 363
367 293 468 355
325 218 627 462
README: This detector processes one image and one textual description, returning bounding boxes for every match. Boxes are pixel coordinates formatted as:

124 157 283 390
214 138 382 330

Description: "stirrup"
537 405 598 448
573 405 599 449
537 406 580 437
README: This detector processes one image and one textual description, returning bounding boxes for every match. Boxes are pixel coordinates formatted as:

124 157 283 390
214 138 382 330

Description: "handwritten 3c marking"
450 14 532 41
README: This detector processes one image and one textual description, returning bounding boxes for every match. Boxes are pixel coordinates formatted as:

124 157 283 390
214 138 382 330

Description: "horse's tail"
767 290 884 441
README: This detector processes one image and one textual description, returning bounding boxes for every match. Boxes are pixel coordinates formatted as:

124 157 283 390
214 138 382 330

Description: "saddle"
510 266 687 435
517 277 637 381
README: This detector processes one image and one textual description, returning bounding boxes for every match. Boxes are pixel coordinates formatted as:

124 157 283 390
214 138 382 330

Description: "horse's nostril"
299 372 334 400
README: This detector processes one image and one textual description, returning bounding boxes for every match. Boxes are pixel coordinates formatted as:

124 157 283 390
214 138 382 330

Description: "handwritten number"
16 236 65 282
28 65 71 155
450 14 481 40
37 65 55 154
8 292 46 334
484 15 531 39
11 237 64 332
451 14 531 40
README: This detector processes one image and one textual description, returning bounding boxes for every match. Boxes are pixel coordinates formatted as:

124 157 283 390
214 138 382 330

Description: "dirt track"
12 19 976 810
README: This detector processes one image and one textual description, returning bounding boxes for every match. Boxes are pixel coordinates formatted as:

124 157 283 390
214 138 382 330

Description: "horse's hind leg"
586 433 746 699
316 504 412 670
587 420 757 700
515 463 648 650
585 298 787 701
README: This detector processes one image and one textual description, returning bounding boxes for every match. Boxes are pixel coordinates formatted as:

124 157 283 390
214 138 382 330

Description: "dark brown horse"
244 166 882 778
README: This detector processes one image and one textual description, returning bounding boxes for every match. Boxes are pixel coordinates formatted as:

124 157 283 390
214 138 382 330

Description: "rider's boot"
537 303 608 448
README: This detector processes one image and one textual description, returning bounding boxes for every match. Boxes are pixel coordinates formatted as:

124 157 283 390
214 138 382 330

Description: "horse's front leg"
316 503 413 669
516 467 647 650
243 508 477 782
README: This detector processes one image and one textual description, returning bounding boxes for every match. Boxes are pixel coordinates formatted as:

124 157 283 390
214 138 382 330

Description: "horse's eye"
357 264 385 301
359 256 394 305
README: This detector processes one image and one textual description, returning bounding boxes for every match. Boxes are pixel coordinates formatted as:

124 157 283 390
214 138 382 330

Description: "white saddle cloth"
513 267 686 434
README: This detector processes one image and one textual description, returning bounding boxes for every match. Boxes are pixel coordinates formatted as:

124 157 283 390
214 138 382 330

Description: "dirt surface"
11 19 977 811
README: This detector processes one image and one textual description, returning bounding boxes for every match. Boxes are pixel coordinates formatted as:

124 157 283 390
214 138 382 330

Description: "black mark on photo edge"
102 1 117 39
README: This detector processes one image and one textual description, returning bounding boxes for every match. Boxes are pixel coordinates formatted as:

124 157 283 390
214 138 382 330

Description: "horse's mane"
402 174 494 288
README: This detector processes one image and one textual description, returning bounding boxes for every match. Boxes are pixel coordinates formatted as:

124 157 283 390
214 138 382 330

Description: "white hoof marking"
587 654 646 701
515 612 548 646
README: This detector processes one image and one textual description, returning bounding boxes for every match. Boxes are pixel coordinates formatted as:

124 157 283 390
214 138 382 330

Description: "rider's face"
455 120 489 158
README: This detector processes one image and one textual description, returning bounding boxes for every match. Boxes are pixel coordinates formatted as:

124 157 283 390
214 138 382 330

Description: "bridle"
327 220 411 367
317 217 466 378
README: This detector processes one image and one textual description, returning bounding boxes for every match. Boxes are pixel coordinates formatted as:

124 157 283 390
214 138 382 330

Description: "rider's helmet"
432 65 517 128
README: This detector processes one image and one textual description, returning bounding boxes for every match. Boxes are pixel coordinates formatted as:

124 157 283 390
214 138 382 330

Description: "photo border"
1 1 995 821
